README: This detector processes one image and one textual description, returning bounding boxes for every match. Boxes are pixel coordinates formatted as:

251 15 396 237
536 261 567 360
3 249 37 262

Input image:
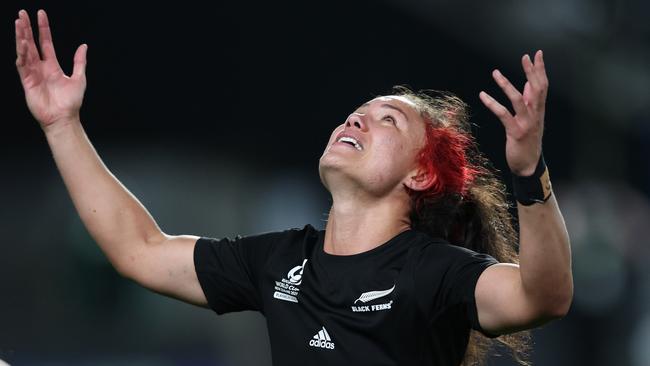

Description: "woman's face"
319 95 428 197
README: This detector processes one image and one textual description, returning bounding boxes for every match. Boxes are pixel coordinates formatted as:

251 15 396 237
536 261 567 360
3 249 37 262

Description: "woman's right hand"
15 9 88 132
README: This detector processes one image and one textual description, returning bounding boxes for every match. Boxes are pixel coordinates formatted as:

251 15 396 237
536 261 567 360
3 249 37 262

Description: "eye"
383 115 397 125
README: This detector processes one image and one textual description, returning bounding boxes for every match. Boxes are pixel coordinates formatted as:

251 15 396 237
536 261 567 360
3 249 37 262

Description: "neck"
323 192 412 256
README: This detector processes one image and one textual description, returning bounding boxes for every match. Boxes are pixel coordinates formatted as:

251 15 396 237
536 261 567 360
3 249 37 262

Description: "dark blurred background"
2 0 650 365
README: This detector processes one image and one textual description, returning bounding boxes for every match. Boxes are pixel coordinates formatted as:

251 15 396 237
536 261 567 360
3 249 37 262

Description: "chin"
318 150 343 171
318 157 338 192
319 158 355 189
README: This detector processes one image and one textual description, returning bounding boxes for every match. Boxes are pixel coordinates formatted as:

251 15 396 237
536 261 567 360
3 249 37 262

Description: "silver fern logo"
354 284 396 304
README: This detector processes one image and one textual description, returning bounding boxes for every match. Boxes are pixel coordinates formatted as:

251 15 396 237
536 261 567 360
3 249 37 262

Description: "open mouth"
337 136 363 151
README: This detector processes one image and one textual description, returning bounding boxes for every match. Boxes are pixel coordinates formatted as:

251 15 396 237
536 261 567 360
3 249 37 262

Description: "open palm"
479 51 548 176
15 9 87 129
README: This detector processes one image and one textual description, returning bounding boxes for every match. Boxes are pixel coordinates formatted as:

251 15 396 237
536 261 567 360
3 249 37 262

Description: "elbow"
112 232 168 281
559 284 574 317
547 294 572 319
541 284 574 320
555 273 574 318
537 267 574 320
111 254 139 281
527 273 574 321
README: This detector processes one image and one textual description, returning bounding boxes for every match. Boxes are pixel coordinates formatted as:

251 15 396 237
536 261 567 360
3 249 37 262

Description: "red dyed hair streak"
411 121 479 212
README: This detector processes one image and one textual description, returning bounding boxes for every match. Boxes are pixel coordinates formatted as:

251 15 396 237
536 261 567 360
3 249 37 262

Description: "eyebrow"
359 102 410 122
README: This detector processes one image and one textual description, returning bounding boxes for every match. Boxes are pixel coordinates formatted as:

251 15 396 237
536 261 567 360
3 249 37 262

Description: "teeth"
338 136 363 151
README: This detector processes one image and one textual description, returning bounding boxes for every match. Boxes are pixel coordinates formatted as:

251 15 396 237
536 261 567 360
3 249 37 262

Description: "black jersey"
194 224 499 366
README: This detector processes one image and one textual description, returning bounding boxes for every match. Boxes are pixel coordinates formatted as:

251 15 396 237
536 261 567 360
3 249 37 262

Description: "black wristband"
512 154 552 206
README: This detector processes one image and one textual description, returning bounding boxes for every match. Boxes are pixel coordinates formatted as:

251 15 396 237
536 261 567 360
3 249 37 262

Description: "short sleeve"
194 231 279 315
416 243 499 337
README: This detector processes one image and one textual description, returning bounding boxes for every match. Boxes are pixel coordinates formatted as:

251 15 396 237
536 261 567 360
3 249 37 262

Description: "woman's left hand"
479 50 548 176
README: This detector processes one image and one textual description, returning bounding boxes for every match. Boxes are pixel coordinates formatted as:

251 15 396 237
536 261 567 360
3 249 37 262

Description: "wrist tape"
512 154 552 206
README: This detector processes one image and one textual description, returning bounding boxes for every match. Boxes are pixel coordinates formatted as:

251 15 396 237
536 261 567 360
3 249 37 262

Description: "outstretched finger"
533 50 549 96
521 54 542 93
18 10 40 63
479 91 515 130
15 20 25 63
37 9 59 63
15 28 30 80
492 69 527 117
15 17 35 84
72 44 88 80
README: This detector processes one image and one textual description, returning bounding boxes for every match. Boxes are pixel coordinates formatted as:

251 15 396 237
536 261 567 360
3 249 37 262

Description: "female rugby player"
15 9 572 365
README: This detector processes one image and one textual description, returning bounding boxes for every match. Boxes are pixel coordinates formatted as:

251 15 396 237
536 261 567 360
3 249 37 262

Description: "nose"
345 113 367 131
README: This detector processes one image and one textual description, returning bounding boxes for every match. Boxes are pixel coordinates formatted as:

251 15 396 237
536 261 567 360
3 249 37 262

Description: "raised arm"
15 9 207 306
475 50 573 335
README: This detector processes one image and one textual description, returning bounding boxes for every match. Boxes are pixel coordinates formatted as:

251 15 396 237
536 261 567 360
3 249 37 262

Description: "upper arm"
120 233 208 307
475 263 556 335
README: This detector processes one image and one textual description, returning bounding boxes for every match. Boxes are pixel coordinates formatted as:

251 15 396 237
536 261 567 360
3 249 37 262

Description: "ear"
404 167 435 192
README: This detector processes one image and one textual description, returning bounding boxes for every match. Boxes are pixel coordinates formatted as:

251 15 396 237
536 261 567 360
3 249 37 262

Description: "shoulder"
199 223 318 245
407 230 474 255
195 224 320 272
407 230 498 268
242 223 322 257
409 231 499 313
263 223 321 249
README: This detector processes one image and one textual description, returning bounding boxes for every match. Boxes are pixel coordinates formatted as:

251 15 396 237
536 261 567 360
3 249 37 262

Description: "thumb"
72 43 87 79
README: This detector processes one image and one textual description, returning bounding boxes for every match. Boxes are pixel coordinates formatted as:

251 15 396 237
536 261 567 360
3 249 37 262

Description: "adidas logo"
308 326 335 350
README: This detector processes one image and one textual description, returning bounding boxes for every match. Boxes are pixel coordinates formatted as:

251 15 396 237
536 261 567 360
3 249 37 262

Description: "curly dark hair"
393 86 531 366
